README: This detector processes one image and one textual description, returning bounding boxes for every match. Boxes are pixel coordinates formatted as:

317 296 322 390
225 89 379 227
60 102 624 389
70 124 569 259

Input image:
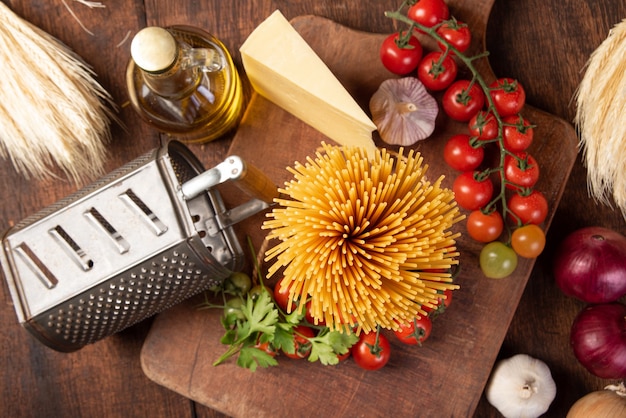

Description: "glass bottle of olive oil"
126 26 244 144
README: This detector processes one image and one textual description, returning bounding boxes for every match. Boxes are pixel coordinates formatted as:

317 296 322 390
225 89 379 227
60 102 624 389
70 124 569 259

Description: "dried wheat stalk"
0 2 115 184
575 19 626 218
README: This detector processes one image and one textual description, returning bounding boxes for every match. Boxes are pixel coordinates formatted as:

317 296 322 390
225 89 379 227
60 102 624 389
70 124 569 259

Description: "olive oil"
126 25 244 144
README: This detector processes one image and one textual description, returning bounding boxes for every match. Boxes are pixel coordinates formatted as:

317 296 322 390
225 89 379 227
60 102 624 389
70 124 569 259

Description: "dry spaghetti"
262 143 463 333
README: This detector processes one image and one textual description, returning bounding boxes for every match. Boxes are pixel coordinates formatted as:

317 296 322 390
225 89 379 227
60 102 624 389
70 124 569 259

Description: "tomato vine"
383 0 548 278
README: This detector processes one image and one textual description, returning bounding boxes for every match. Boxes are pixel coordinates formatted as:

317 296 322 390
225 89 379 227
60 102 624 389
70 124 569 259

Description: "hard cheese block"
239 10 377 156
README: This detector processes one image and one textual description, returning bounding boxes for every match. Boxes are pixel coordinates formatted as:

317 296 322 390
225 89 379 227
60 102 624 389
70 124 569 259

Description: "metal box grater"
0 140 276 352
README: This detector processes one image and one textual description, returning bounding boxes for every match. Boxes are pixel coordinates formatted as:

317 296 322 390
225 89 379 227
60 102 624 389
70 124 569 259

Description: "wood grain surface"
0 1 624 418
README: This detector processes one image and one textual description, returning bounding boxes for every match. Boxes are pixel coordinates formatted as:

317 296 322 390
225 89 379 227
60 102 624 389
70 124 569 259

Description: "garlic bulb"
485 354 557 418
369 77 438 146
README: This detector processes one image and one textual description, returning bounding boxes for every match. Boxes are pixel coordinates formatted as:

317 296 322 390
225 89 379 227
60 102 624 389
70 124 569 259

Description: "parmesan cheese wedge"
240 10 377 156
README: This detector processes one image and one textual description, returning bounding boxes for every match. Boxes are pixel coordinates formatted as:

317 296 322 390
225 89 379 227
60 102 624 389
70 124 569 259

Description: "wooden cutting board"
140 8 578 418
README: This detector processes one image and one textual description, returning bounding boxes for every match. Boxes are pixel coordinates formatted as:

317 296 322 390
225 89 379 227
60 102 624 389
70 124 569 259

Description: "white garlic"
369 77 438 146
485 354 557 418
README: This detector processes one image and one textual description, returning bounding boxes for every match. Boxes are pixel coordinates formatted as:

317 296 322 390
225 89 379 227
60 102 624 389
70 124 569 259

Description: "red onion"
553 226 626 303
570 302 626 379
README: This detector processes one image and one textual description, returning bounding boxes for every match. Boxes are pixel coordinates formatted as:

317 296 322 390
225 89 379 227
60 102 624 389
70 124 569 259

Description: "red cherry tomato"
466 209 504 243
508 190 549 225
407 0 450 29
452 171 494 210
283 325 315 359
489 78 526 117
417 51 458 91
443 134 484 171
254 338 277 357
469 111 499 141
394 316 433 345
436 19 472 53
443 80 485 122
422 288 454 316
380 32 423 75
273 277 296 312
351 332 391 371
502 115 534 151
511 224 546 258
504 152 540 190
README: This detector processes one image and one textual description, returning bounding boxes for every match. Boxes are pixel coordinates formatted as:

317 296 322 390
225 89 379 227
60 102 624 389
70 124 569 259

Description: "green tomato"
479 241 518 279
224 297 246 321
224 271 252 295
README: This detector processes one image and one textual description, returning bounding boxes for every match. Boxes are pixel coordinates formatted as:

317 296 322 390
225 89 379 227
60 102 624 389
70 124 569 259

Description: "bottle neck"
140 49 202 99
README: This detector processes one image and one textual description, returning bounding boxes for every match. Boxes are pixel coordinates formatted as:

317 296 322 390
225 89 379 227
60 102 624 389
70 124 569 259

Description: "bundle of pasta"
263 144 463 333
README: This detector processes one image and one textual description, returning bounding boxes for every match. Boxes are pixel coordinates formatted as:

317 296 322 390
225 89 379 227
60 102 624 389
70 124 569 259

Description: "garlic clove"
485 354 557 418
369 77 438 146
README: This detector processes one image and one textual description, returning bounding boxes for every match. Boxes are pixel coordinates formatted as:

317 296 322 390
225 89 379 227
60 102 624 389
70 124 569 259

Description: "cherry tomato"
479 241 518 279
443 80 485 122
422 288 453 316
466 209 504 243
508 190 549 225
283 325 315 359
273 277 296 312
254 337 277 357
394 316 432 345
469 111 499 141
224 297 246 321
511 224 546 258
407 0 450 29
502 115 534 151
489 78 526 117
504 152 540 190
380 32 423 75
436 19 472 53
417 51 458 91
443 134 484 171
452 171 494 210
351 332 391 371
224 271 252 295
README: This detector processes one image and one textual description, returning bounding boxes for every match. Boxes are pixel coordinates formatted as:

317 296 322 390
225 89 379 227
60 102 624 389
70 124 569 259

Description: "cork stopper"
131 27 177 72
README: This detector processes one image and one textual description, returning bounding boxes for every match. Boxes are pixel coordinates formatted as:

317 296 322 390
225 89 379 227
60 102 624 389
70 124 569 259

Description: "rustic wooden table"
1 1 624 417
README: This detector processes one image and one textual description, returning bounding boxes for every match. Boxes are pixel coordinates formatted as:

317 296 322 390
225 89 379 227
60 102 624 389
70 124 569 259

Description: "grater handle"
181 156 277 203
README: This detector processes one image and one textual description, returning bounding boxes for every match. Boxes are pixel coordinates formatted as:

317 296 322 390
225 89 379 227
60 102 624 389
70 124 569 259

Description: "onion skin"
566 384 626 418
553 226 626 303
570 302 626 379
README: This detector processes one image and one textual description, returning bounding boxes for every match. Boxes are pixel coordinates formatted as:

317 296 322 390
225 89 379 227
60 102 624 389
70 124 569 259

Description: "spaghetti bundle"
263 144 463 333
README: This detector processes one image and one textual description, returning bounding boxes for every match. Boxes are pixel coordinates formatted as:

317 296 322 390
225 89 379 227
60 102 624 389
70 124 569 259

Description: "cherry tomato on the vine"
442 80 485 122
351 332 391 371
417 51 458 91
479 241 518 279
394 316 432 345
511 224 546 259
469 111 499 141
436 19 472 54
489 78 526 117
452 171 494 211
504 151 540 190
443 134 484 171
508 190 549 225
283 325 315 359
407 0 450 29
380 32 423 75
466 209 504 243
502 115 534 152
